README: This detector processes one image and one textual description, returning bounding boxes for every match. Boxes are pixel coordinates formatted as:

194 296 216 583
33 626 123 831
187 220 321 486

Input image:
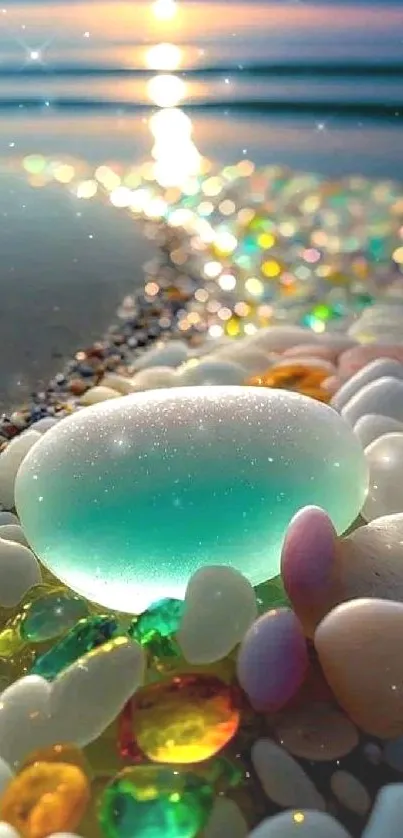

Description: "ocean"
0 0 402 407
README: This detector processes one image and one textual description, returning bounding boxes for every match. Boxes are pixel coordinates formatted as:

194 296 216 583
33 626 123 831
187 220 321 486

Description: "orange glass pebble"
22 743 91 778
127 674 240 764
247 363 330 403
0 761 90 838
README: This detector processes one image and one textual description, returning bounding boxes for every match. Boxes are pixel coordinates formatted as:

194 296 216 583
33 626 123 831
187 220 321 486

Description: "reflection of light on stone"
147 74 185 108
146 43 182 71
152 0 177 20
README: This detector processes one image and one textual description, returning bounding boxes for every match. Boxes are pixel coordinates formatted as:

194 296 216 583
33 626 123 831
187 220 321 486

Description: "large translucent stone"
15 387 368 614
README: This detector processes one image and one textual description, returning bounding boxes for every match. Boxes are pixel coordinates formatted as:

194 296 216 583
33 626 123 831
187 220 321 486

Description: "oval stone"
361 433 403 521
15 387 368 614
248 811 351 838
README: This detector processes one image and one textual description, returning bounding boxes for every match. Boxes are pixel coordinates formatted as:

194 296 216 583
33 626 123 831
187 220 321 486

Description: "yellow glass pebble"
22 743 91 778
0 761 90 838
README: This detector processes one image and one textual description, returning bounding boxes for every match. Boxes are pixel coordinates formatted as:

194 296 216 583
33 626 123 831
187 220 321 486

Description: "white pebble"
100 374 137 395
177 566 257 664
0 525 29 547
49 637 145 747
247 326 320 353
332 359 403 411
330 770 371 815
0 825 20 838
0 675 53 768
32 417 61 433
131 366 176 391
0 756 13 795
353 414 403 448
341 377 403 426
361 433 403 521
80 386 121 405
363 784 403 838
251 739 324 810
0 513 19 526
0 537 41 607
208 347 273 376
175 359 246 386
132 340 188 371
0 430 41 509
204 798 248 838
248 810 351 837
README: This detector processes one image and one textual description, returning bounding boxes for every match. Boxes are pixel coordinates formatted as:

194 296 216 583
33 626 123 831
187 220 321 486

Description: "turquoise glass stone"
129 598 185 658
20 590 89 643
30 614 120 680
15 387 368 615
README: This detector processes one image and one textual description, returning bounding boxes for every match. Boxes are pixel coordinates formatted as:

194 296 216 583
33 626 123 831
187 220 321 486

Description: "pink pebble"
281 506 339 637
338 346 403 382
282 344 340 363
322 375 342 396
236 608 308 711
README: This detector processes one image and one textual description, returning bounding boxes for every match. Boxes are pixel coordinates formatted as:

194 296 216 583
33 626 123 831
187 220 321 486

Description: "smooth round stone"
0 757 13 796
0 524 29 546
0 825 20 838
80 386 120 405
32 417 61 434
332 359 403 411
330 771 371 816
237 609 308 711
281 506 338 638
273 703 359 761
132 340 189 372
249 811 351 838
208 347 274 376
131 366 177 391
0 538 41 608
283 344 341 362
315 598 403 738
49 637 145 747
341 377 403 427
353 414 403 448
98 765 213 838
0 675 54 768
0 513 19 526
251 739 324 810
100 375 137 395
361 433 403 521
0 430 41 509
203 799 247 838
248 326 321 353
20 590 89 643
363 784 403 838
175 360 246 386
339 346 403 382
273 357 336 374
15 387 368 614
177 566 257 664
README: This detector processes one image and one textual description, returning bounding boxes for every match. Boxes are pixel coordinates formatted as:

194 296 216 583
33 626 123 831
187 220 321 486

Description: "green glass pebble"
20 590 89 643
128 598 185 658
30 614 120 681
98 765 214 838
15 388 368 614
254 576 290 614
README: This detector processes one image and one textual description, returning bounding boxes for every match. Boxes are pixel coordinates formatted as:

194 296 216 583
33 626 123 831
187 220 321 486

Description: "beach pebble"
353 414 403 448
132 340 188 371
251 739 324 810
100 374 137 395
338 346 403 381
332 359 403 411
0 513 19 526
15 387 367 613
361 433 403 520
49 637 145 747
0 538 41 608
282 344 340 362
203 798 248 838
0 430 41 509
281 506 338 637
177 566 257 664
315 598 403 738
341 377 403 426
248 326 320 353
237 609 308 711
248 810 351 838
363 784 403 838
80 386 121 405
131 366 176 390
31 417 61 434
175 359 246 386
208 347 274 375
273 356 336 374
330 771 371 816
0 757 13 796
273 703 359 762
0 825 20 838
318 333 357 353
0 525 29 546
0 675 53 768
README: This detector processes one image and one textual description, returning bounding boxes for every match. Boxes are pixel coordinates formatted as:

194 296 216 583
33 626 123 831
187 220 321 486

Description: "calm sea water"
0 0 402 407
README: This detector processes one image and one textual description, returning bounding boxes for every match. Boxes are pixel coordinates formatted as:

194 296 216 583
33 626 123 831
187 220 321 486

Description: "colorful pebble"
0 539 41 608
361 433 403 521
248 810 351 837
251 738 324 810
273 703 359 762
